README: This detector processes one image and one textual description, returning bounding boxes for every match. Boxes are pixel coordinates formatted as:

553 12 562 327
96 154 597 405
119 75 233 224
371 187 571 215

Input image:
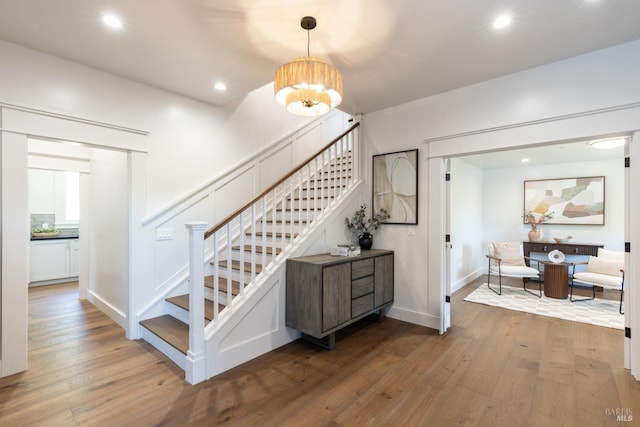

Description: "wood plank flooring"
0 278 638 426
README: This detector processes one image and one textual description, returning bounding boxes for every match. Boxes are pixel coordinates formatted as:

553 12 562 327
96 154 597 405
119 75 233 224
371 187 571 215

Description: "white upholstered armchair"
570 248 625 314
486 241 544 297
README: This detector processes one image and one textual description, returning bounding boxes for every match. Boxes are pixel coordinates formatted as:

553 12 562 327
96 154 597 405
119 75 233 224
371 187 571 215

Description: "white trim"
0 101 148 136
425 104 640 160
451 269 484 294
87 289 127 330
424 102 640 144
0 106 149 153
627 131 639 379
0 131 29 377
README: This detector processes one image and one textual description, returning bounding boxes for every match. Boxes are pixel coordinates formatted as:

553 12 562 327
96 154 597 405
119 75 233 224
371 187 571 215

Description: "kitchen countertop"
31 229 79 241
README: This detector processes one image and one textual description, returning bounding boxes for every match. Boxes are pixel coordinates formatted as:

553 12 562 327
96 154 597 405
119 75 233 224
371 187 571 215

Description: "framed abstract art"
523 176 605 225
372 149 418 225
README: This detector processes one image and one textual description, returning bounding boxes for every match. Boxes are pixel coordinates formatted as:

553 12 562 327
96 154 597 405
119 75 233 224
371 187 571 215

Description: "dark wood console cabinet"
286 249 394 349
523 241 603 258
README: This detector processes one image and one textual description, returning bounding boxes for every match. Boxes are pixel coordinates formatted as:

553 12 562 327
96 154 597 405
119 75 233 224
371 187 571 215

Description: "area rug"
464 284 623 330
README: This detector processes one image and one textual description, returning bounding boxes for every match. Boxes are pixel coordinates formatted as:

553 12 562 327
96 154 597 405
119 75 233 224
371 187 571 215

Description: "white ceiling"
1 0 640 116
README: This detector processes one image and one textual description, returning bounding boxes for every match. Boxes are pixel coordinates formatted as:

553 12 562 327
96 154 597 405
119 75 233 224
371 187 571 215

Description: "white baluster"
226 222 233 308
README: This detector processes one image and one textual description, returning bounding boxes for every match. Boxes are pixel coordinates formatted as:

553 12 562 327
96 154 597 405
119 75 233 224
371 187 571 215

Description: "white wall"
0 40 314 214
482 159 624 251
361 39 640 332
88 148 129 327
28 169 56 215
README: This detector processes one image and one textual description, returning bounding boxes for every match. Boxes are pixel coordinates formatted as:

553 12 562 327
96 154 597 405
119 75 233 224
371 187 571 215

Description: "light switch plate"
156 228 173 241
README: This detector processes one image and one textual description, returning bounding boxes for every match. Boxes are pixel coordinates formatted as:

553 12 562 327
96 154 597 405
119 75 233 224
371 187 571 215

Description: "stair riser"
203 283 233 304
140 327 186 369
167 302 196 325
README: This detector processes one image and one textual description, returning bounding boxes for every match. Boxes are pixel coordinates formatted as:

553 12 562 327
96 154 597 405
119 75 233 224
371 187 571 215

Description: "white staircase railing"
185 122 360 383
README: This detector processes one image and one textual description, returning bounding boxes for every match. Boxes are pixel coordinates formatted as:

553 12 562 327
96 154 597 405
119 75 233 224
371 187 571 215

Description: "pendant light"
274 16 343 117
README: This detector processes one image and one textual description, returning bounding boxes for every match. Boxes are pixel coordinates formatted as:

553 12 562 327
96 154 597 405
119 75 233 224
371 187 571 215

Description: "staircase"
139 123 360 383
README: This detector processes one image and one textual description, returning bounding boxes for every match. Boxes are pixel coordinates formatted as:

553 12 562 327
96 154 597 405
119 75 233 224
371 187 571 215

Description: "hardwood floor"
1 279 638 426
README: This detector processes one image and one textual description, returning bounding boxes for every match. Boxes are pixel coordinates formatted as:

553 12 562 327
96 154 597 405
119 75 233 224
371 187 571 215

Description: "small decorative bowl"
554 236 572 244
548 249 566 263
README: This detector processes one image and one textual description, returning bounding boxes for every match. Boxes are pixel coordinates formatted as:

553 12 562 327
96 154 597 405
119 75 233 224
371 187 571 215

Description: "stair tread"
140 315 189 355
204 275 241 296
261 219 309 224
247 231 297 238
232 245 282 255
166 294 225 321
204 275 253 295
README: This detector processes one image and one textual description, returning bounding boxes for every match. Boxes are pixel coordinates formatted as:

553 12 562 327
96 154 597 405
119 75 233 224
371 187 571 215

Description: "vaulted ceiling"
1 0 639 116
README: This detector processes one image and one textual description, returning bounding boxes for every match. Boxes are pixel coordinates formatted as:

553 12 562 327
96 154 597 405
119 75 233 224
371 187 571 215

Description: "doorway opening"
441 134 630 365
28 169 82 289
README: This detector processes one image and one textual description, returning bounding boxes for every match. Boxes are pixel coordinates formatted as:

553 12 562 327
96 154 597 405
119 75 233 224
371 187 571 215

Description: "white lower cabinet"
30 239 79 283
69 239 80 277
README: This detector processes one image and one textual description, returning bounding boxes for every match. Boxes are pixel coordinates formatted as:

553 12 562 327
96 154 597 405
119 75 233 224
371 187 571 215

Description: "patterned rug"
464 284 623 330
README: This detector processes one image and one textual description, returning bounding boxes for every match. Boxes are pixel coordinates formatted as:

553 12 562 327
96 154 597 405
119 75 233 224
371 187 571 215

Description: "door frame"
0 103 148 378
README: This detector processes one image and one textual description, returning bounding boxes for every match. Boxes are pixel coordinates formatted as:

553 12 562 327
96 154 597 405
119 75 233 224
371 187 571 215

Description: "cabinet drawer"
352 276 374 299
352 259 374 279
351 294 374 318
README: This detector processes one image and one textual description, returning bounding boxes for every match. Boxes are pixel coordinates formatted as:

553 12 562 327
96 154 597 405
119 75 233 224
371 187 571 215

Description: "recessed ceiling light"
589 137 626 149
521 158 530 163
102 14 123 29
493 14 512 29
214 82 227 91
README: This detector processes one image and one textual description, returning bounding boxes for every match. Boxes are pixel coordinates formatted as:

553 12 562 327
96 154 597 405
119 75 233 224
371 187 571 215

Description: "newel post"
185 222 207 384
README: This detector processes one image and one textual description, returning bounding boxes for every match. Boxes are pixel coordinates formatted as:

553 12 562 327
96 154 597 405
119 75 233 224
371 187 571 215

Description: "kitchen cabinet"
69 239 80 276
286 249 394 349
30 239 79 283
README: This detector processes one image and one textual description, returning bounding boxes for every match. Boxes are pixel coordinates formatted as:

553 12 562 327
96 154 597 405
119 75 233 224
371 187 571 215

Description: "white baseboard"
87 290 127 330
451 269 484 294
386 306 440 330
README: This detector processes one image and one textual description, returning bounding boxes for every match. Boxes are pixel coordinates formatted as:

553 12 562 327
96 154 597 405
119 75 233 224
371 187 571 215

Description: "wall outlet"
156 228 173 241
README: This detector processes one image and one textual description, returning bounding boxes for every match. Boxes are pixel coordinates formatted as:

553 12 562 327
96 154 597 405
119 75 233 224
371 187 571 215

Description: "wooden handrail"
204 121 360 239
